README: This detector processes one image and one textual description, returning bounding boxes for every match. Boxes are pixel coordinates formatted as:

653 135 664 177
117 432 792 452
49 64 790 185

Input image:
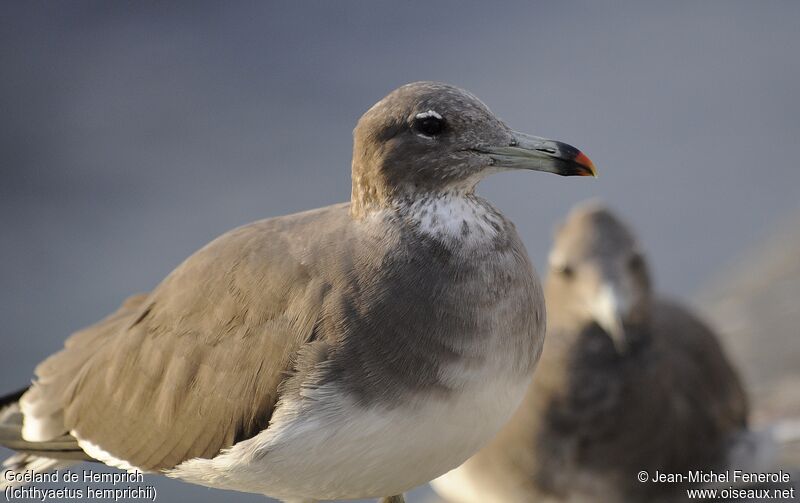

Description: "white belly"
431 466 494 503
168 372 531 501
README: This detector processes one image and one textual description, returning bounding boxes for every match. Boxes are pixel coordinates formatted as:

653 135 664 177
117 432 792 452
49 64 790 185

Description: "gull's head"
546 201 652 353
351 81 596 215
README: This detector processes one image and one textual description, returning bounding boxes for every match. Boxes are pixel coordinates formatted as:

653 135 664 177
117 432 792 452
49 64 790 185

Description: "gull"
0 82 595 502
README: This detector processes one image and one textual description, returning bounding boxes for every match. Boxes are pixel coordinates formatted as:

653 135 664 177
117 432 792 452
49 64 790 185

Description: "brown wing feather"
22 204 351 471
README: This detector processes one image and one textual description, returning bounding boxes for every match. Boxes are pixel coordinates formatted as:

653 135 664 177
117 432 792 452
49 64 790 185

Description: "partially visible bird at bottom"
432 202 796 503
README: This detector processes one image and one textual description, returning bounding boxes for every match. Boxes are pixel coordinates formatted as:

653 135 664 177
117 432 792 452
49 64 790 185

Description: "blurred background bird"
431 202 799 502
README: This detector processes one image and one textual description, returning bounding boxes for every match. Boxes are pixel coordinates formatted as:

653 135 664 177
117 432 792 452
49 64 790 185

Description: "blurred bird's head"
546 202 652 353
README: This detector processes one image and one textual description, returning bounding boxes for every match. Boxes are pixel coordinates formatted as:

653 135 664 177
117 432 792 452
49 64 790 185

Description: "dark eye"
555 264 575 280
413 111 446 137
629 253 645 272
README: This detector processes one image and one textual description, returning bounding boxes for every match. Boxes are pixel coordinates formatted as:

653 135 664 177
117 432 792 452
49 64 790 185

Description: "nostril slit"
536 148 557 154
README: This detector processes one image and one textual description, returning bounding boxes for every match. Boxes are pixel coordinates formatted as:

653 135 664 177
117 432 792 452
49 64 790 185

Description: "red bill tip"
574 151 597 177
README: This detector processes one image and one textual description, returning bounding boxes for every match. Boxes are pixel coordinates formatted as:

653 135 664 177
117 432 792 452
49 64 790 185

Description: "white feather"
398 193 503 248
74 434 145 474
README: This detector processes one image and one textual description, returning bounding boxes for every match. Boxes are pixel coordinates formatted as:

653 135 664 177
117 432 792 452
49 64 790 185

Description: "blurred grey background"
1 1 799 501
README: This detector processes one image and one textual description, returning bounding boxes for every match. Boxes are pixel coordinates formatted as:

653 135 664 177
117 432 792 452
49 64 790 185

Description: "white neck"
391 191 505 246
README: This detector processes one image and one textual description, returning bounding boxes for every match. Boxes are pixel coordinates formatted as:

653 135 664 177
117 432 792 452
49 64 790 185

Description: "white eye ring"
415 110 442 120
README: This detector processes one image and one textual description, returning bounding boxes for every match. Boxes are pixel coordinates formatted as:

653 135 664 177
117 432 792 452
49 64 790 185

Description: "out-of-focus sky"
1 1 799 501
